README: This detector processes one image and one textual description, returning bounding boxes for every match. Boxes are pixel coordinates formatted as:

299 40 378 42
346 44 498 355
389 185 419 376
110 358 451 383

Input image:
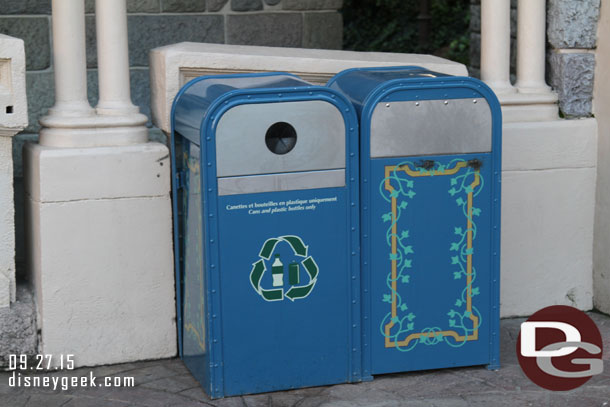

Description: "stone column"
38 0 94 147
515 0 551 93
39 0 147 148
96 0 139 115
25 0 176 367
479 0 558 122
480 0 514 94
46 0 94 118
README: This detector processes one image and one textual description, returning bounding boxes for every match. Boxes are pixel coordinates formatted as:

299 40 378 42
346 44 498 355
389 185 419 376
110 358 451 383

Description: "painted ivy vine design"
378 159 484 351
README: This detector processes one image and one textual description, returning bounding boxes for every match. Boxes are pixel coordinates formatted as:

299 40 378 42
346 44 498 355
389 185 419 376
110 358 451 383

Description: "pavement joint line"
177 388 216 406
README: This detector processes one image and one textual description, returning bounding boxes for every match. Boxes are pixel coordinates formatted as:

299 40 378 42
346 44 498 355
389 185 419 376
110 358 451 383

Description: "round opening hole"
265 122 297 155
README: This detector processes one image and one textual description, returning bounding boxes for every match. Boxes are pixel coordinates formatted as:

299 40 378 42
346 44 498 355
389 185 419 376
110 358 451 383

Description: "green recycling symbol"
249 235 319 302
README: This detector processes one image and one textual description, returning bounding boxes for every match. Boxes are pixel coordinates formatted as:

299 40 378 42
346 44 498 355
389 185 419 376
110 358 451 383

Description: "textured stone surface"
1 314 610 404
547 0 601 49
0 0 51 14
0 17 50 71
86 15 224 68
127 0 161 12
470 3 480 33
469 32 481 69
231 0 263 11
161 0 206 12
86 69 99 108
129 68 154 126
303 12 342 50
0 33 28 130
226 13 302 47
282 0 342 10
549 52 595 117
0 285 37 367
208 0 230 11
264 0 282 5
127 15 224 66
85 0 161 13
25 72 54 133
0 136 14 308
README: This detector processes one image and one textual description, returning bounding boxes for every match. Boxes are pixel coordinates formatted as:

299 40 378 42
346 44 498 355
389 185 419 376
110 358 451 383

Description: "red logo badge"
516 305 603 391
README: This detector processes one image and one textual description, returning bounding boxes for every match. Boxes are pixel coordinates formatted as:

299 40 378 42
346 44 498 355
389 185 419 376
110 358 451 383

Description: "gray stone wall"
547 0 600 117
469 0 600 118
0 0 344 134
0 0 343 278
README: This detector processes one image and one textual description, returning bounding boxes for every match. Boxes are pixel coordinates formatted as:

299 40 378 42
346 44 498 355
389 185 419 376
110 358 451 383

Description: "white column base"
38 113 148 148
485 82 517 96
498 91 560 123
514 83 552 95
500 118 597 317
24 141 176 367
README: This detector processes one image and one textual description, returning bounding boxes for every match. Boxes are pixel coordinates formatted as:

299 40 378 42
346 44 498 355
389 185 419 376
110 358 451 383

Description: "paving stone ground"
2 314 610 406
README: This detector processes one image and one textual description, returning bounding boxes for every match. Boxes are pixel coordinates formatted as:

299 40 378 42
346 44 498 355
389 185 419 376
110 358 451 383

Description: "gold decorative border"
384 162 480 348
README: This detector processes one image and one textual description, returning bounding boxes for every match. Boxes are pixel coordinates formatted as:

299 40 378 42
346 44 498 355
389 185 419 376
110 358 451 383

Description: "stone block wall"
547 0 600 118
0 0 343 134
0 0 343 277
469 0 601 118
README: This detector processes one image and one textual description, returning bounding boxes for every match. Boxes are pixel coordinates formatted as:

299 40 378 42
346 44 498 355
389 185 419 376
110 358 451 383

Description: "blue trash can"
328 66 502 377
170 73 361 397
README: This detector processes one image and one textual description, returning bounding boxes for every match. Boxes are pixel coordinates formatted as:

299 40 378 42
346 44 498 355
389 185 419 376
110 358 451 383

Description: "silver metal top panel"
370 98 492 158
217 169 345 196
215 100 346 177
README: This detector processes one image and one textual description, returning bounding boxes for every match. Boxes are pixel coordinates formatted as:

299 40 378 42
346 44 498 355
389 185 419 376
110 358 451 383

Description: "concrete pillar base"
24 141 176 367
501 118 597 317
496 92 559 123
38 114 149 148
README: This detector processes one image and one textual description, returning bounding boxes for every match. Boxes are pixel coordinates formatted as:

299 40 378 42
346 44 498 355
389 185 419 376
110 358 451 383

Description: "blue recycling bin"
170 73 361 398
328 66 501 377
